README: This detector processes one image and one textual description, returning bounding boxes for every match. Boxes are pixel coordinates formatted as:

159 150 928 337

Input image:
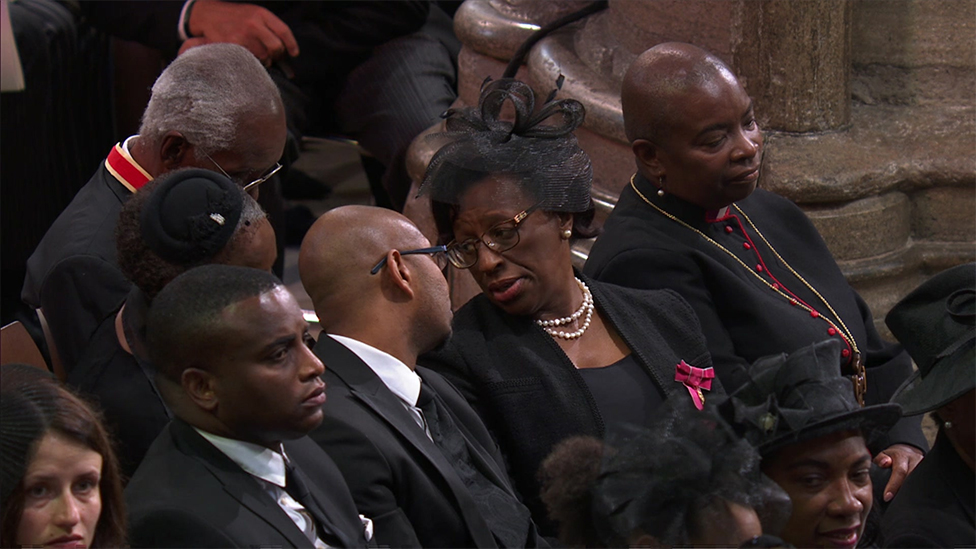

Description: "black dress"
68 292 168 480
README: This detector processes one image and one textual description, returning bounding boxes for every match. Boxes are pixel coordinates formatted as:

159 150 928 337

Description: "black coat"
583 176 926 451
23 162 133 370
125 419 371 548
881 429 975 547
420 274 717 536
310 335 544 548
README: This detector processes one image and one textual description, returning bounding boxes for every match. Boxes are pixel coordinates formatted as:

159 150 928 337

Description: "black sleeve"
39 254 131 373
79 0 184 53
853 290 928 452
310 413 423 549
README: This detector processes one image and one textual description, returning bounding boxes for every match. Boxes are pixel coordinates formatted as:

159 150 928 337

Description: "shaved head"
622 42 739 144
299 206 431 327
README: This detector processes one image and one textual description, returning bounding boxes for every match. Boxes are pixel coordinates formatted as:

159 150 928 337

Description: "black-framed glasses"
202 150 283 191
370 245 449 275
446 203 541 269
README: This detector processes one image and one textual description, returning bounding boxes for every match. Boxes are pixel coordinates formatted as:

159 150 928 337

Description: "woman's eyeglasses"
370 245 449 275
446 203 541 269
202 150 283 191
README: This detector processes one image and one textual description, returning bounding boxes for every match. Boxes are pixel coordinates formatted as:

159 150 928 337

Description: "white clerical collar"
194 428 287 488
121 135 137 155
328 334 422 407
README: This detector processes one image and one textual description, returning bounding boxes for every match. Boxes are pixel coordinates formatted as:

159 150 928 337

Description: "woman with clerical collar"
419 78 719 536
583 41 927 501
717 339 903 548
880 263 975 547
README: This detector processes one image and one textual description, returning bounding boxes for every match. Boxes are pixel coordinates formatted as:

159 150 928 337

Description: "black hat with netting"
590 398 792 546
419 78 592 214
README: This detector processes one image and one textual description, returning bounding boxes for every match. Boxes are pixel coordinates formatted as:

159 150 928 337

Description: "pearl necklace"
535 277 594 340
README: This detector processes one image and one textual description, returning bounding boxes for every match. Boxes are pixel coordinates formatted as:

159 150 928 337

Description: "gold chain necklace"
628 174 866 404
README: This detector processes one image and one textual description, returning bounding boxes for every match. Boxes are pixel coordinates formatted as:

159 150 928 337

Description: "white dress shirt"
329 334 432 439
195 428 332 548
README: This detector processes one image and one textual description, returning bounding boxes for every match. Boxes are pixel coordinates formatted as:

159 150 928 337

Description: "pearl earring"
561 229 572 239
657 176 666 197
945 421 954 429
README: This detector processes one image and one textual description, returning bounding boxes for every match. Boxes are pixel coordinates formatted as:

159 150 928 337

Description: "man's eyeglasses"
446 203 541 269
202 150 282 191
370 245 449 275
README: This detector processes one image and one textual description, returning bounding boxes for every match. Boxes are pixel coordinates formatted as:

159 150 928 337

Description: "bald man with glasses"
299 205 546 549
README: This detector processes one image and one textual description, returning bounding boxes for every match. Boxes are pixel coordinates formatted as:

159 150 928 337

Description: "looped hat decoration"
419 77 592 214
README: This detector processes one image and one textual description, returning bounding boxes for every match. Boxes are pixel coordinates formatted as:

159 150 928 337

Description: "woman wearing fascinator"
538 397 792 547
419 78 721 535
881 263 975 547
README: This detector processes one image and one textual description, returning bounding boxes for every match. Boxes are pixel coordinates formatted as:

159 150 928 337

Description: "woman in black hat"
880 263 975 547
538 398 791 547
67 168 277 479
718 339 903 548
0 365 127 548
419 78 719 535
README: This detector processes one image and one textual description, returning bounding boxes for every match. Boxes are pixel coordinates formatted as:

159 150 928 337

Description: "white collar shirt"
328 334 431 439
194 428 331 548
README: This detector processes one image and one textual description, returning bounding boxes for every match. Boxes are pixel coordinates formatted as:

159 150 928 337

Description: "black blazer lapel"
169 419 317 549
316 336 498 548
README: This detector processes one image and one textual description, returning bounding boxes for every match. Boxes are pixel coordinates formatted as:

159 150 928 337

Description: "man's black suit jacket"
125 418 371 548
23 162 132 370
310 335 544 549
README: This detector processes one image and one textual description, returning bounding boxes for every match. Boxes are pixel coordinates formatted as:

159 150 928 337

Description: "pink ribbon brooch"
674 360 715 410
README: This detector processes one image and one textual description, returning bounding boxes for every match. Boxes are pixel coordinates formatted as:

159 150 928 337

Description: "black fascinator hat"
717 339 901 455
419 78 593 216
885 263 975 415
590 398 792 546
140 168 243 265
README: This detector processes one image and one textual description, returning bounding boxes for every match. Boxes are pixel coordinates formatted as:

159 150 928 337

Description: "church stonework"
406 0 976 326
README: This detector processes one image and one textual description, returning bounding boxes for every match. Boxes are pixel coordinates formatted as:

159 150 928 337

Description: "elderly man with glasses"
298 205 547 549
23 43 287 372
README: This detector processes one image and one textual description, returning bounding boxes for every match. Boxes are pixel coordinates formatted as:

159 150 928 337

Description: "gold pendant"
849 351 866 406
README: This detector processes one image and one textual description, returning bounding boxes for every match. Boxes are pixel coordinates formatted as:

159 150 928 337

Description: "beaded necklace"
629 174 867 404
535 277 595 340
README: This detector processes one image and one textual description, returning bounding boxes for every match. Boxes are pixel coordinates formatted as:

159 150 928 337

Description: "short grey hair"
139 43 282 155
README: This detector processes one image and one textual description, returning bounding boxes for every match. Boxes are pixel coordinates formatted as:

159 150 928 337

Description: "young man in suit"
299 206 545 548
125 264 372 548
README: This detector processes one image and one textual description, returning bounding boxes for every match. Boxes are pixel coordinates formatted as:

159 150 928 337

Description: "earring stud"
561 229 572 239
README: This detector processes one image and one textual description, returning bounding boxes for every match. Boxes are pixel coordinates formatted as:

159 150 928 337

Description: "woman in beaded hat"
718 339 903 549
419 78 721 535
67 167 277 479
0 364 127 548
538 397 792 547
880 263 975 547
